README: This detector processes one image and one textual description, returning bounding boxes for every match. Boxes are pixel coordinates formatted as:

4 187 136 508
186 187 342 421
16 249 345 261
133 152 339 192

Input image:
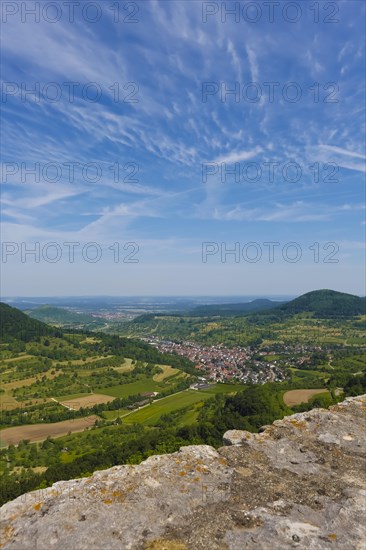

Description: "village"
145 338 286 384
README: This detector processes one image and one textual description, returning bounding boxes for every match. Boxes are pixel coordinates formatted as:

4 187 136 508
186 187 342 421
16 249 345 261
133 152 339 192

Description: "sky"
1 0 365 296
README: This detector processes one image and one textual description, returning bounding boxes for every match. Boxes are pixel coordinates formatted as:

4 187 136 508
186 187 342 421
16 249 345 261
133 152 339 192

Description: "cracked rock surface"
1 395 365 549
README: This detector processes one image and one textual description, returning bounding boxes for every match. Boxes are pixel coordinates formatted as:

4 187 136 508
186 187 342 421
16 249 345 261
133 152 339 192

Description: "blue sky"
1 0 365 296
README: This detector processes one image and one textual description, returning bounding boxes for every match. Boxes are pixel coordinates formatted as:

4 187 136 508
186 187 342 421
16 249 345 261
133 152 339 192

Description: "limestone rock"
1 395 365 550
222 429 254 446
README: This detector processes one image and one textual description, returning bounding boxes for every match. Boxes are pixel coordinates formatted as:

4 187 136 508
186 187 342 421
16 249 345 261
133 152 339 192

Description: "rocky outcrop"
1 395 365 549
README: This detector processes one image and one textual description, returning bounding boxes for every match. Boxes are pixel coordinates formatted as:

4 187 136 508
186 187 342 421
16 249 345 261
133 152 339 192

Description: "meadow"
119 383 242 425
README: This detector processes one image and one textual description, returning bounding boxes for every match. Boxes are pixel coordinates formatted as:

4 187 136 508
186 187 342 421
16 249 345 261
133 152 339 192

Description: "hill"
25 305 104 327
192 290 365 320
189 298 287 316
276 289 365 318
119 289 366 344
0 302 59 341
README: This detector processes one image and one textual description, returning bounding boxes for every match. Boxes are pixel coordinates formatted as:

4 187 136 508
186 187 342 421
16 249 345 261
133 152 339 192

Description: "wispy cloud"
2 185 86 209
206 201 364 223
245 44 259 82
1 0 365 294
214 147 263 164
210 201 329 223
318 145 365 160
312 144 366 173
227 39 243 82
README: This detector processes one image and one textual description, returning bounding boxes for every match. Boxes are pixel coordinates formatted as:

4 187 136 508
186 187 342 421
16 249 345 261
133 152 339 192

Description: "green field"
289 368 328 383
121 390 212 425
103 408 131 420
119 384 243 426
177 404 203 426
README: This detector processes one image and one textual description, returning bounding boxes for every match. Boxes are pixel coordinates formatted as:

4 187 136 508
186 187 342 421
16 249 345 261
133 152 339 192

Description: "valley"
0 290 365 506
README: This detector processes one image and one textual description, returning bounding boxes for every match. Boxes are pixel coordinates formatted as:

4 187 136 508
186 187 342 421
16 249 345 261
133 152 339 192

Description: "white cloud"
245 44 259 82
227 39 243 82
205 201 365 223
214 147 263 164
318 145 366 160
312 144 366 173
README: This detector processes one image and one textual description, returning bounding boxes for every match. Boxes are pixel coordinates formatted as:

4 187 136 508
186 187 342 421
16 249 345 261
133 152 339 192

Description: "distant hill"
25 305 103 327
276 289 365 318
190 299 287 316
189 290 365 319
0 303 59 341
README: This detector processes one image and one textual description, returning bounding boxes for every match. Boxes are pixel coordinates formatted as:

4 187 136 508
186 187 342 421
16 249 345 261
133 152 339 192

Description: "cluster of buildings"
146 338 285 384
90 311 135 321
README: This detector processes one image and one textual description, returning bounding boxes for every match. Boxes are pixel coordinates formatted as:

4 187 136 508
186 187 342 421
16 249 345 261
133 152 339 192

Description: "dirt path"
50 397 76 411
